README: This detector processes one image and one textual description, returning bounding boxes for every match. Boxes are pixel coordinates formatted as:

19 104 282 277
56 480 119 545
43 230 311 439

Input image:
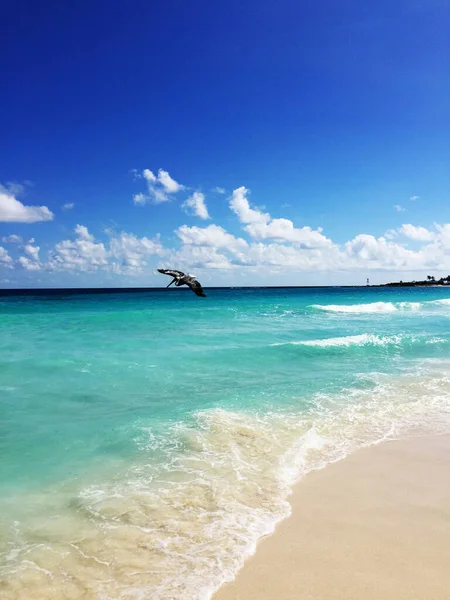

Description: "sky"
1 0 450 288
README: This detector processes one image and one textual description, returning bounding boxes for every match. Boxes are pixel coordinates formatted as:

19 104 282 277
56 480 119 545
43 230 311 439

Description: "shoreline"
213 434 450 600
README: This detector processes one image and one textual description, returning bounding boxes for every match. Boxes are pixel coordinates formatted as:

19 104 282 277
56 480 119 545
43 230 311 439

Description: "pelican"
157 269 206 297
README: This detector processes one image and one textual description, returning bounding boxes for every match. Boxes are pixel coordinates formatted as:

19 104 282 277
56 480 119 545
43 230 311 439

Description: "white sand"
214 435 450 600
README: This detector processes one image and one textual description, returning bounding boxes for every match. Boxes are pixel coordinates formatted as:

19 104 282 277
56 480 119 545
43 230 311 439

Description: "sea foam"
3 363 450 600
311 298 450 314
272 334 446 348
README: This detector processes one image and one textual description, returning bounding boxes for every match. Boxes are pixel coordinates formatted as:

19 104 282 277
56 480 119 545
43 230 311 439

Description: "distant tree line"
384 275 450 287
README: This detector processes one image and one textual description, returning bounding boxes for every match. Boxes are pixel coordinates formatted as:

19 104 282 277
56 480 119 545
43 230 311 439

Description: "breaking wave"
311 298 450 314
2 362 450 600
272 334 446 348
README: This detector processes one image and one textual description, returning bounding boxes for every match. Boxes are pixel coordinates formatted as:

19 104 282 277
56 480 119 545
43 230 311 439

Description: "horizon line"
0 284 402 297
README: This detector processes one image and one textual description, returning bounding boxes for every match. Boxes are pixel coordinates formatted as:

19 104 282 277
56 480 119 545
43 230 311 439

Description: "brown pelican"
157 269 206 297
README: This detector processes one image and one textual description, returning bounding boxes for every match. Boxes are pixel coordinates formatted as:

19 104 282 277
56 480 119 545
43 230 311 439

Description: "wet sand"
214 435 450 600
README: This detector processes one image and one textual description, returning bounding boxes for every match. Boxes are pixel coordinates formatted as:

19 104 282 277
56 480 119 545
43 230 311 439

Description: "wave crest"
272 334 445 348
3 364 450 599
311 298 450 314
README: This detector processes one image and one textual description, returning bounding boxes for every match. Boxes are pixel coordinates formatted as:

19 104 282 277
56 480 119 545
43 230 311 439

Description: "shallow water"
1 286 450 599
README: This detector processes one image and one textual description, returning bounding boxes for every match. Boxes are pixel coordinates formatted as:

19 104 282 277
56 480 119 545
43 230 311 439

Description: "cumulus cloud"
167 245 235 271
176 224 247 252
213 187 226 194
62 203 75 211
229 186 332 248
44 226 164 274
394 204 406 212
138 185 450 276
109 231 164 273
247 219 332 248
233 242 337 271
0 185 53 223
182 192 210 220
154 169 183 194
0 246 13 266
166 187 450 275
1 234 22 244
18 256 41 271
74 224 94 241
24 244 40 262
344 234 418 269
6 178 450 282
133 168 185 204
49 225 108 272
229 186 269 225
399 224 435 242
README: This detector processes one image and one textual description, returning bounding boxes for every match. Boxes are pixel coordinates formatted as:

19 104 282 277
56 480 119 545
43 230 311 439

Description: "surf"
271 333 446 348
310 298 450 314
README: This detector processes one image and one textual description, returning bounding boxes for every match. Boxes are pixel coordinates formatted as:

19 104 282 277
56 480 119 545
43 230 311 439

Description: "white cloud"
44 226 164 274
182 192 210 220
229 186 332 248
156 186 450 276
229 186 269 225
394 204 406 212
0 246 13 266
172 216 450 276
399 224 435 242
156 169 183 194
176 224 247 253
409 196 420 201
168 244 235 271
18 256 41 271
247 219 332 248
18 241 41 271
234 242 336 270
344 234 418 269
383 228 398 240
74 224 94 241
134 168 185 204
213 187 226 194
1 234 22 244
109 232 164 273
49 225 108 272
0 185 53 223
133 193 148 205
62 203 75 211
6 176 450 283
24 244 40 262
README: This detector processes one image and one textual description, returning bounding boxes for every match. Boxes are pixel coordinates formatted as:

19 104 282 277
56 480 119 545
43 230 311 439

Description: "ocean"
1 286 450 599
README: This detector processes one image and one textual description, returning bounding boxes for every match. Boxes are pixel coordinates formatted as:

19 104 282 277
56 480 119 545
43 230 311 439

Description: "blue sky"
1 0 449 287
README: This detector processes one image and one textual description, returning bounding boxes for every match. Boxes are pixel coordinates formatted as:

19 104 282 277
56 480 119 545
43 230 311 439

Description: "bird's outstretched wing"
157 269 185 278
184 275 207 297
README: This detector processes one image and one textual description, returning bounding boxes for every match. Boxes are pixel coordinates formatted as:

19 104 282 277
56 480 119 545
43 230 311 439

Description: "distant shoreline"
382 277 450 287
383 283 450 287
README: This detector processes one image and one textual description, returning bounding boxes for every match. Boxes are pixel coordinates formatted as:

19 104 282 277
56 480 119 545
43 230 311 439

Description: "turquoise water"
1 286 450 599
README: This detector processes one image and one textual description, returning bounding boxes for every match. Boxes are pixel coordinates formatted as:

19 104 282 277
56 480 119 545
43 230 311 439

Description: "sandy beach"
214 435 450 600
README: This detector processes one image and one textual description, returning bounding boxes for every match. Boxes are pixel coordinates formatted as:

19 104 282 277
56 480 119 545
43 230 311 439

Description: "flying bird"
157 269 206 297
